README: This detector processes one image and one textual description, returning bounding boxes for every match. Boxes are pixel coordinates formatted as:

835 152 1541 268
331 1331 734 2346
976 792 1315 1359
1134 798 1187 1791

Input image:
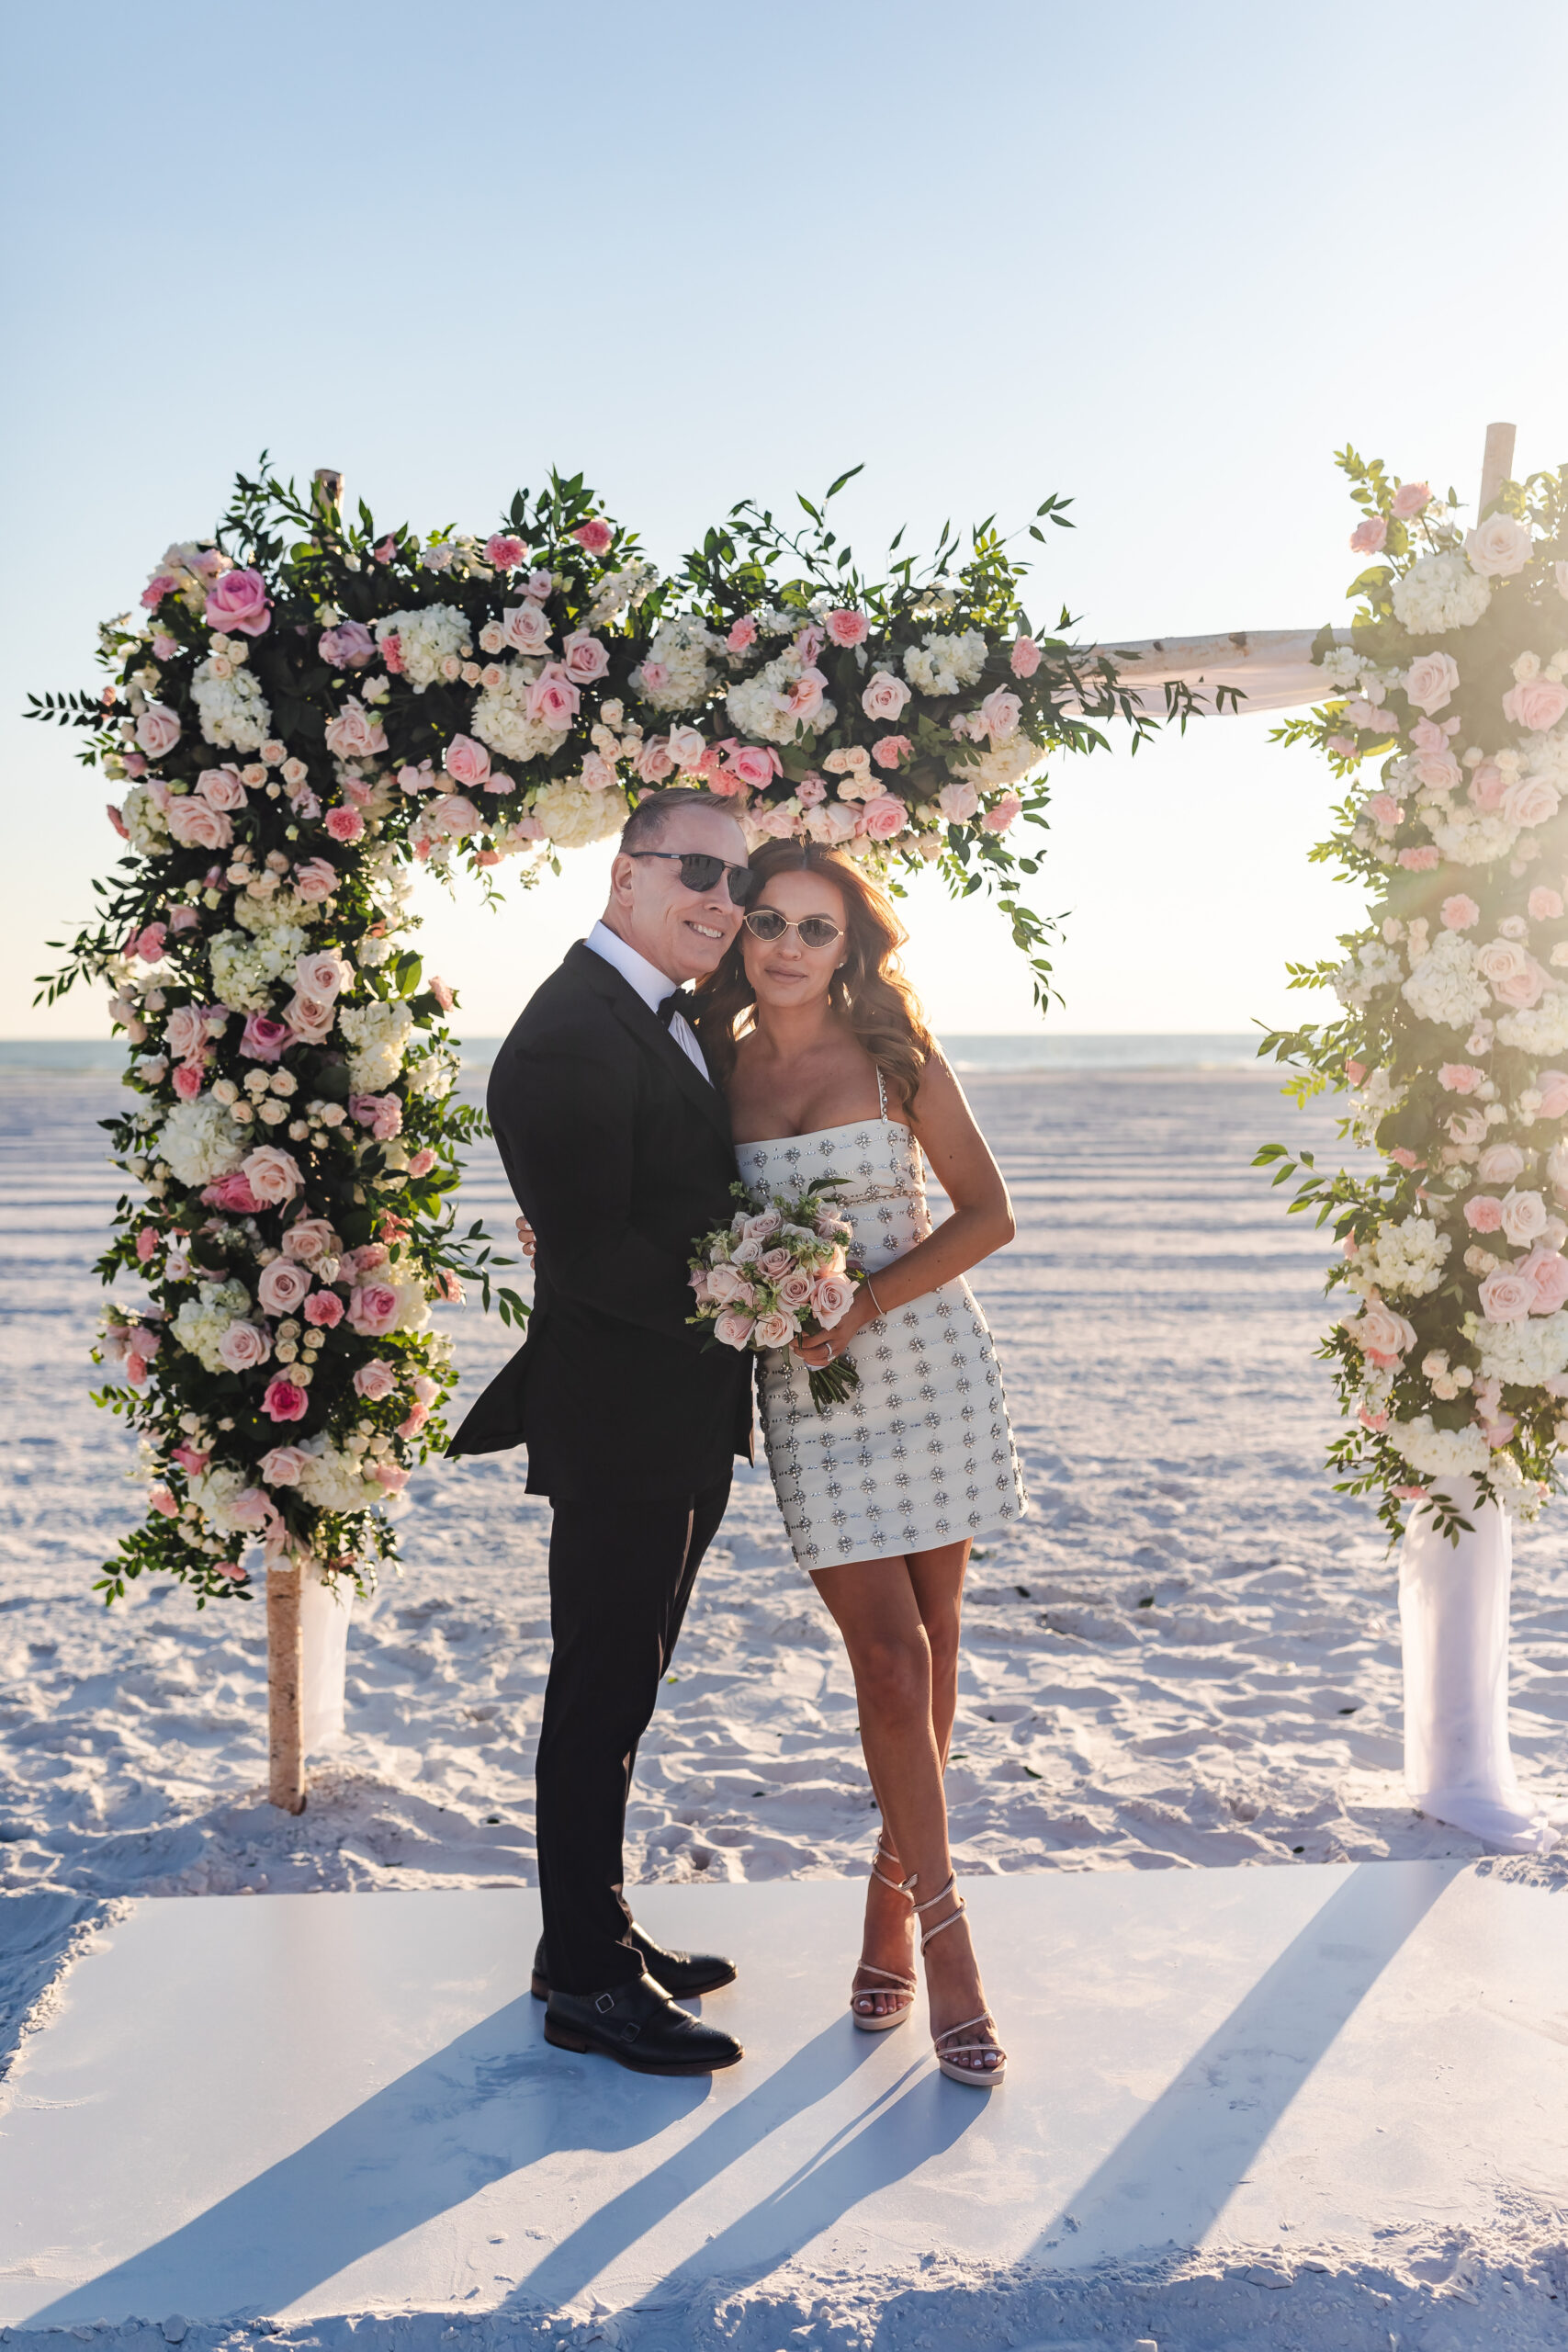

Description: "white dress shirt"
585 921 712 1082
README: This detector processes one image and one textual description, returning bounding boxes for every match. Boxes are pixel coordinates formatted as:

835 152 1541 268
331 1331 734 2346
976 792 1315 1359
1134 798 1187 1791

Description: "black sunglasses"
626 850 759 905
743 908 844 949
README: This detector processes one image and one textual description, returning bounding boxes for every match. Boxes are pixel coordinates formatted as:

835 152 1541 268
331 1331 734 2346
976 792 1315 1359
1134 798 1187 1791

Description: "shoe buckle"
595 1991 615 2015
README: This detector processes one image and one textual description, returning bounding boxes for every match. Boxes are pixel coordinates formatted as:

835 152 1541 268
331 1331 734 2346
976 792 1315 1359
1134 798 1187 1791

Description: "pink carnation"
484 534 527 571
824 608 869 648
1397 846 1440 871
407 1148 437 1177
1464 1195 1505 1231
1349 515 1388 554
1391 481 1431 518
1010 637 1042 678
172 1062 205 1101
1441 895 1481 930
324 806 366 844
262 1375 310 1423
303 1289 344 1328
1529 887 1564 922
1439 1064 1484 1093
872 735 911 770
350 1091 403 1140
983 793 1023 834
571 518 614 554
726 616 758 652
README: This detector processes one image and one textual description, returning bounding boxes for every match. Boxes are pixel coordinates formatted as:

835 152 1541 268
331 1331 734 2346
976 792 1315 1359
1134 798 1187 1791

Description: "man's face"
605 806 750 982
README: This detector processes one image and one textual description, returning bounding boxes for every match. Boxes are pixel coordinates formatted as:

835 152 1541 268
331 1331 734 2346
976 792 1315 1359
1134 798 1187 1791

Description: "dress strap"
875 1065 887 1123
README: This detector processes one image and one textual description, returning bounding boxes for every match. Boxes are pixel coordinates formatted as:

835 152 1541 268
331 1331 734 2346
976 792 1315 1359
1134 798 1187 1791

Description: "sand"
5 1060 1566 1916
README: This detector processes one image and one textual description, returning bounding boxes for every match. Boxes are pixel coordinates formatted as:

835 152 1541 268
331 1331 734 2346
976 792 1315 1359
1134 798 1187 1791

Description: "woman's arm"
794 1055 1015 1368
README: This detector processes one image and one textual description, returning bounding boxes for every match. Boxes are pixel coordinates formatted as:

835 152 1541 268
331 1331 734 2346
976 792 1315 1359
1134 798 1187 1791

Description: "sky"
3 0 1566 1039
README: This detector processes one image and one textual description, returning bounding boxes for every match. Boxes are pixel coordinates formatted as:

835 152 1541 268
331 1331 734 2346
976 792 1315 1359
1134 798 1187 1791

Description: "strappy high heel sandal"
850 1839 918 2033
915 1871 1007 2087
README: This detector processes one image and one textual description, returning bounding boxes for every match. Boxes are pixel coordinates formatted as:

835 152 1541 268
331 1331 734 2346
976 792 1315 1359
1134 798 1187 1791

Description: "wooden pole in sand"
263 465 344 1815
1478 422 1517 518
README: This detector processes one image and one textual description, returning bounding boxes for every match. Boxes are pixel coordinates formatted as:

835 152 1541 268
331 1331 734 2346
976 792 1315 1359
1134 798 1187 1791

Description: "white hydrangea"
586 560 660 627
156 1099 247 1188
1388 1416 1490 1476
633 616 723 714
172 1279 251 1374
1333 939 1405 1010
339 999 414 1091
1496 990 1568 1055
187 1461 248 1527
726 651 838 745
233 889 321 934
405 1048 457 1101
209 924 310 1012
531 776 628 849
1472 1309 1568 1388
1357 1216 1450 1298
392 1272 431 1333
1401 930 1491 1029
1522 725 1568 791
470 662 562 764
1422 807 1519 866
294 1438 382 1517
1319 641 1368 689
948 735 1046 795
192 657 272 752
904 630 988 696
1391 553 1492 637
119 783 169 854
374 605 469 691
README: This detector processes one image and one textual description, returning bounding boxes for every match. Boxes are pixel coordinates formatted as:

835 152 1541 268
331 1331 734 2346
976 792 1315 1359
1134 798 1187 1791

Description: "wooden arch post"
265 465 344 1815
1478 422 1516 517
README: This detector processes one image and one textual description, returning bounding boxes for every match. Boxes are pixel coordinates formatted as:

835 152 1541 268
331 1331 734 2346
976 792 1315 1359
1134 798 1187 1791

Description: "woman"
697 839 1026 2086
514 837 1027 2084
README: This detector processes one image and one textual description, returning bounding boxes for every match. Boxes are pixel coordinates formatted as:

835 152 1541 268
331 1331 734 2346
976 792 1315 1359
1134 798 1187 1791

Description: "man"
449 788 756 2075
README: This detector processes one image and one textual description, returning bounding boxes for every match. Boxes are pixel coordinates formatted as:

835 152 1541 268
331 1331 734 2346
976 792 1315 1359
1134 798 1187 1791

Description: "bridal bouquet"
690 1179 863 1410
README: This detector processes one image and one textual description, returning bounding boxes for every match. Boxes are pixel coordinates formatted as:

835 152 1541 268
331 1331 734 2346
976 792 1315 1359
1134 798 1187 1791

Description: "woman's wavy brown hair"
694 839 936 1110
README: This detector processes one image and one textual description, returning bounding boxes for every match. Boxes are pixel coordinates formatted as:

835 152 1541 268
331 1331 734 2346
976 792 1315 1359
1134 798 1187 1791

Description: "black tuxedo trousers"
448 942 753 1992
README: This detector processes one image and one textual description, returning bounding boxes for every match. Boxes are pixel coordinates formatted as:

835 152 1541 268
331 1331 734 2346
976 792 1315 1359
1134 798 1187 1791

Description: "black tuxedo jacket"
446 941 753 1498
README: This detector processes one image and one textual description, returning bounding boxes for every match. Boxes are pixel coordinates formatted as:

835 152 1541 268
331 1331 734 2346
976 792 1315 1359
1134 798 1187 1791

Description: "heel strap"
913 1871 956 1916
934 2012 1005 2061
854 1962 917 1992
871 1840 916 1900
917 1874 968 1954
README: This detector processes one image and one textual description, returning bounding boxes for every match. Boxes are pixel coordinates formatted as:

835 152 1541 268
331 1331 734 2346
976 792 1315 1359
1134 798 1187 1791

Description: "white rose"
1464 514 1533 578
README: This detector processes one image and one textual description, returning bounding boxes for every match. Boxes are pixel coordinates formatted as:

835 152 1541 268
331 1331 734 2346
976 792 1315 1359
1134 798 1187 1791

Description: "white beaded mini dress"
737 1071 1028 1572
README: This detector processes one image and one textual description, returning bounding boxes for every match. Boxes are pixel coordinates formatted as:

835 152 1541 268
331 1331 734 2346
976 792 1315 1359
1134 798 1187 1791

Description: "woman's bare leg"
811 1551 999 2069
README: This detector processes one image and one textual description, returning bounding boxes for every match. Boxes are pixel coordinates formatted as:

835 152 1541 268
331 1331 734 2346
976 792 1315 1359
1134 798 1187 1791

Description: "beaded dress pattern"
738 1071 1028 1571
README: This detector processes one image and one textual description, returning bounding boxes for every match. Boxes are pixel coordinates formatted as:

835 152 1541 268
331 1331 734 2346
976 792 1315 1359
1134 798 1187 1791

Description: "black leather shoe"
531 1925 737 2003
543 1972 743 2075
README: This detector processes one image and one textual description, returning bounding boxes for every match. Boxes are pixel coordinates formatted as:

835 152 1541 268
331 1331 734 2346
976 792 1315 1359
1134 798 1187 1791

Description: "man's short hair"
619 787 738 857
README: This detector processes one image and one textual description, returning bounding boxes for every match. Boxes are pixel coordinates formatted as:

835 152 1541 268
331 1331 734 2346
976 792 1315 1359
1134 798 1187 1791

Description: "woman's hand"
792 1283 877 1368
514 1213 537 1261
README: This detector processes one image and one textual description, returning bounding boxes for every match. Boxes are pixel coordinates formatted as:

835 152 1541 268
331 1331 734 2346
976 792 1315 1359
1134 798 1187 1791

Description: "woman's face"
740 866 851 1013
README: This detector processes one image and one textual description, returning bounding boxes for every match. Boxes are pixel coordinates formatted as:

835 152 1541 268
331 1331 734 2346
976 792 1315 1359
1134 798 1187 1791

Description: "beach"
5 1057 1566 1914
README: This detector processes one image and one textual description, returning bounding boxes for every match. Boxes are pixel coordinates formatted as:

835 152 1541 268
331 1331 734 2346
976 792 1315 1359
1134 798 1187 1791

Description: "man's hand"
515 1213 537 1262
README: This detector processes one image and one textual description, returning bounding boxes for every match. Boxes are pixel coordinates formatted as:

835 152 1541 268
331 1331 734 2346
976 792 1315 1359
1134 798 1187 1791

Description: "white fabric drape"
299 1565 353 1753
1399 1479 1559 1854
1074 627 1353 717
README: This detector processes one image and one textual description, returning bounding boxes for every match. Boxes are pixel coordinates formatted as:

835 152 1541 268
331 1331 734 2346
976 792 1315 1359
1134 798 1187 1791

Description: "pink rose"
201 1171 262 1213
164 1004 209 1061
937 781 979 823
872 735 911 771
859 793 908 840
1501 1188 1548 1246
353 1358 397 1399
262 1375 309 1423
407 1148 437 1178
1464 1194 1504 1231
1349 515 1388 553
1503 678 1568 733
1464 514 1532 577
171 1062 204 1101
128 922 167 965
750 1309 797 1349
983 793 1024 834
1343 1297 1416 1366
373 1462 410 1494
1537 1069 1568 1120
1449 1110 1488 1148
1478 1143 1527 1184
571 518 614 554
525 662 581 731
168 907 201 934
204 568 272 637
134 1226 159 1264
1468 762 1506 812
302 1290 344 1329
1520 1244 1568 1315
283 989 335 1044
149 1485 179 1519
1476 937 1547 1009
170 1444 209 1476
1529 887 1564 922
294 950 346 1001
348 1281 400 1336
260 1444 309 1487
975 687 1021 744
1409 719 1450 753
1404 652 1460 715
230 1486 280 1533
283 1217 338 1261
1397 847 1440 871
485 534 527 571
1479 1265 1536 1322
862 671 912 723
239 1013 291 1063
107 802 130 839
773 1269 815 1312
562 629 611 683
126 1321 162 1364
426 792 481 840
824 608 869 648
1441 895 1481 930
142 573 180 609
324 806 365 844
218 1319 272 1372
258 1258 312 1315
756 1246 795 1280
240 1145 303 1205
1438 1064 1484 1093
502 602 551 655
319 620 376 668
324 701 388 760
198 765 249 811
343 1244 389 1276
784 667 829 725
441 734 492 790
712 1307 757 1350
726 616 758 652
1411 751 1462 794
1392 481 1431 518
350 1091 403 1140
397 1406 429 1439
811 1273 857 1329
164 797 231 853
293 856 337 900
727 742 783 790
660 724 704 775
630 735 673 786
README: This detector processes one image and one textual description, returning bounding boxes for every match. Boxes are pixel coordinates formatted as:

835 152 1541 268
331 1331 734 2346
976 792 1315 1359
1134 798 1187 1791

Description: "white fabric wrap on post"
1398 1478 1559 1854
1072 627 1354 718
298 1565 353 1752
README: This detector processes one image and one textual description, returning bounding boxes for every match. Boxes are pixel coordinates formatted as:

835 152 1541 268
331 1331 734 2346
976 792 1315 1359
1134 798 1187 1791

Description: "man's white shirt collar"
585 921 711 1080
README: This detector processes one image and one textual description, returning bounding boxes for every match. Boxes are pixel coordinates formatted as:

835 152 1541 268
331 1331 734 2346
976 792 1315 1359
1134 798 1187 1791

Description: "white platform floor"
1 1864 1564 2341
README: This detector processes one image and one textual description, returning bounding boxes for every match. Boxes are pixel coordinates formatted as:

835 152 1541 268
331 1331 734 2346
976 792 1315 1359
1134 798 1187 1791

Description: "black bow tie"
658 987 697 1029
